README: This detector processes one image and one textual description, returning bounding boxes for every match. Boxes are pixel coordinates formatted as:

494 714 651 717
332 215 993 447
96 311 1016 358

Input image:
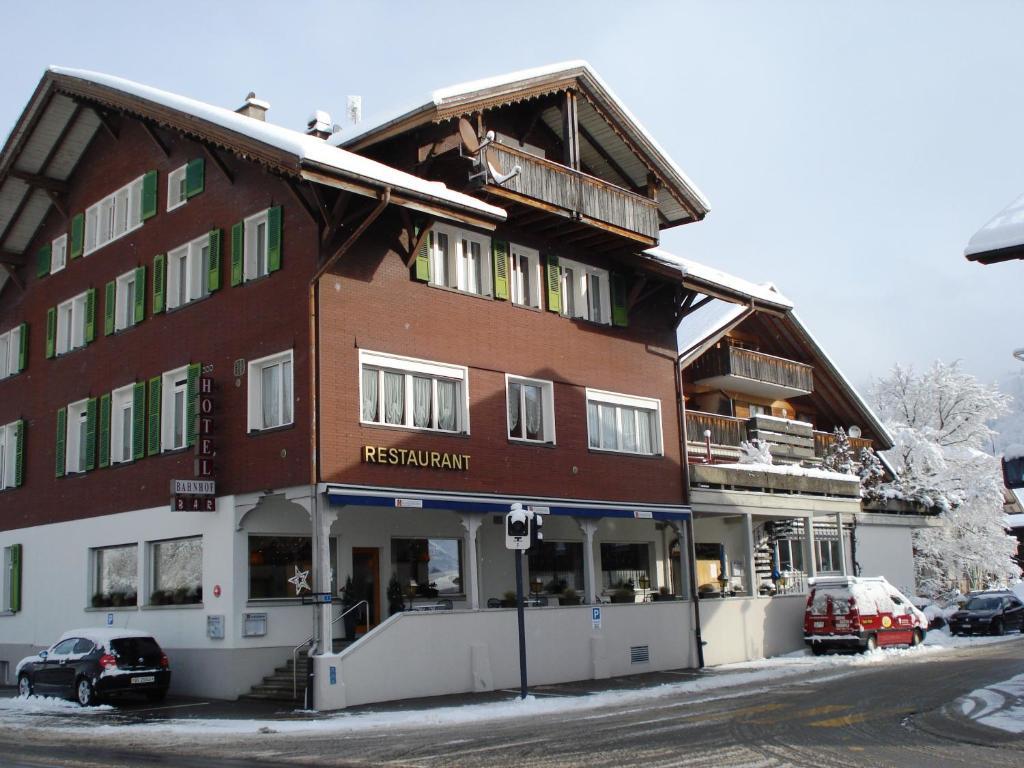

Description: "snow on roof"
643 247 793 309
676 299 748 358
1004 444 1024 461
48 67 504 221
715 461 857 483
965 191 1024 259
57 627 155 647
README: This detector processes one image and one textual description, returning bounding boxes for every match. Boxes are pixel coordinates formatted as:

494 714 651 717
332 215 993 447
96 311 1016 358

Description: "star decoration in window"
288 565 310 595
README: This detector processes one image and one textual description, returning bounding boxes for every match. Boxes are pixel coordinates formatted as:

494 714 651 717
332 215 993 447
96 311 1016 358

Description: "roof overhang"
965 191 1024 264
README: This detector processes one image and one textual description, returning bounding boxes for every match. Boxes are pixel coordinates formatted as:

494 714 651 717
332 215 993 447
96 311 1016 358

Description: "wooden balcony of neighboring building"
813 430 874 459
479 143 661 248
690 344 814 400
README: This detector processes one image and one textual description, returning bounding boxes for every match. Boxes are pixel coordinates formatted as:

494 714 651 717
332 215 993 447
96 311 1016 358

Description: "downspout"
306 186 391 708
676 352 704 668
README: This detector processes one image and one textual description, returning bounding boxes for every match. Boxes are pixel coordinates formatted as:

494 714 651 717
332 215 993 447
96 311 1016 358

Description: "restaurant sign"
362 445 471 471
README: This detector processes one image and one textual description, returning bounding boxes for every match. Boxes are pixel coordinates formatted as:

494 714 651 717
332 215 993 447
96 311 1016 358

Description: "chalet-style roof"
336 61 710 229
0 67 507 297
965 191 1024 264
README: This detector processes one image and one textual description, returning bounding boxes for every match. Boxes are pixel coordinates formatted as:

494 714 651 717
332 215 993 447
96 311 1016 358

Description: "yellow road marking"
809 712 874 728
796 704 850 717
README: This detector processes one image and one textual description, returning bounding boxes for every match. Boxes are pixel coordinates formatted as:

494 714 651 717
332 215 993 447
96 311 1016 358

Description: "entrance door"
351 548 380 633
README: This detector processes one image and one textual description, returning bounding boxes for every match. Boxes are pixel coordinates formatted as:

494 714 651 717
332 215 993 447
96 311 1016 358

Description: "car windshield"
965 597 1001 611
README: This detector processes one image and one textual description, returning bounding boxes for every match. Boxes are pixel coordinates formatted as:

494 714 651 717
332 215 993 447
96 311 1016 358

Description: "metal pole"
514 550 528 699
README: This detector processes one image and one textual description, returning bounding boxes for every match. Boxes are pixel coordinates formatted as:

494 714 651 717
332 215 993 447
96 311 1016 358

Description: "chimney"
307 110 333 139
236 92 269 121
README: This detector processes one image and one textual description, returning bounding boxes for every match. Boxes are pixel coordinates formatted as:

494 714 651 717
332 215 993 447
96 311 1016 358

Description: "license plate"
813 621 824 628
131 675 155 684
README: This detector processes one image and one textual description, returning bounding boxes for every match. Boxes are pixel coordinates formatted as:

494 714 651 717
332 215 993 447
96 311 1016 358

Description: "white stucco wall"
699 594 807 666
854 523 916 595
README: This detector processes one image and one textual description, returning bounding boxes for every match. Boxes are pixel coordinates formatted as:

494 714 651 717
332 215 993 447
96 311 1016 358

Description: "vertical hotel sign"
194 374 215 478
171 369 217 511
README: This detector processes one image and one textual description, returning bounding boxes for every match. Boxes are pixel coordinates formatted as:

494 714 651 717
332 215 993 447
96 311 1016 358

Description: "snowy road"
0 632 1022 767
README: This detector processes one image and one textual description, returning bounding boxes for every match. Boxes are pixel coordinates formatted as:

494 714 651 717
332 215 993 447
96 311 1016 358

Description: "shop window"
391 538 463 597
600 543 651 591
527 541 584 593
248 350 293 431
149 537 202 605
586 389 662 456
359 350 468 434
247 536 336 600
506 375 555 443
91 544 138 608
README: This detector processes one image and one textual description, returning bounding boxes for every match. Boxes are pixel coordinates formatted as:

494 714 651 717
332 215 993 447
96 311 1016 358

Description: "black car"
948 592 1024 636
16 629 171 706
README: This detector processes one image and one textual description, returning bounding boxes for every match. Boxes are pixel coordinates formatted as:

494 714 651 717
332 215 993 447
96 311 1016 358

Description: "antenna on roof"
347 95 362 127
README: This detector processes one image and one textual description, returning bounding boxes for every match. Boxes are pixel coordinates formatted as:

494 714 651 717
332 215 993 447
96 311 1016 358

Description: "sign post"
514 549 527 700
505 502 532 700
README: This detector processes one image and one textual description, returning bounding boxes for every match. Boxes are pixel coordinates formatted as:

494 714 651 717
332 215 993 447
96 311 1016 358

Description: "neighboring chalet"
965 191 1024 264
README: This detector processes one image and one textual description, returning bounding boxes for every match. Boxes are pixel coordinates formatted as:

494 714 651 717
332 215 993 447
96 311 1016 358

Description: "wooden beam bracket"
203 144 234 184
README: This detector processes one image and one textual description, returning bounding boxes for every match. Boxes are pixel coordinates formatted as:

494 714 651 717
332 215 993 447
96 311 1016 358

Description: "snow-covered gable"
644 247 793 311
677 299 749 364
965 191 1024 263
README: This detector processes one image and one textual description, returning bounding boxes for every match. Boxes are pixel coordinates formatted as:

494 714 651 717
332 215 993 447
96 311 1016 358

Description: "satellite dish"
484 147 521 186
848 425 862 439
458 118 480 155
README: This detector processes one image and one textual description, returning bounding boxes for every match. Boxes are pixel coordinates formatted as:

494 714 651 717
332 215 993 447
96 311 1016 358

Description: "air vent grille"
630 645 650 665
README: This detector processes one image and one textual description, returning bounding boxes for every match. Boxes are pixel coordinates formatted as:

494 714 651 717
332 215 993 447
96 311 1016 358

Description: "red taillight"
99 653 117 670
159 653 169 669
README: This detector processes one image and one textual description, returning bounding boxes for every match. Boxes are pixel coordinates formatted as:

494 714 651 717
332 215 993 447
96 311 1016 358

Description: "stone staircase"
239 639 353 704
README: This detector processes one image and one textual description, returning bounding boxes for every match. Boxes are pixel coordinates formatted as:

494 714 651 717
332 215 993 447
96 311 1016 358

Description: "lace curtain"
361 368 378 421
437 380 457 431
413 376 432 428
637 409 653 454
384 371 404 425
524 384 542 439
508 382 521 436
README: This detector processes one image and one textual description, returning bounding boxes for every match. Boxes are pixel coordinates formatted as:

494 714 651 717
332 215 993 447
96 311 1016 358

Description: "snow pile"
714 461 855 482
0 696 113 715
736 439 773 465
1004 444 1024 461
959 671 1024 734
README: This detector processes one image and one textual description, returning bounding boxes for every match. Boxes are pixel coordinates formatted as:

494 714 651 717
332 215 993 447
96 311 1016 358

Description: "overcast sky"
2 1 1021 392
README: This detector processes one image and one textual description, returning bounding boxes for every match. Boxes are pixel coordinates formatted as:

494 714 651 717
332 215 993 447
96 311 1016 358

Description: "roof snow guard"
337 61 710 229
965 191 1024 264
0 67 506 296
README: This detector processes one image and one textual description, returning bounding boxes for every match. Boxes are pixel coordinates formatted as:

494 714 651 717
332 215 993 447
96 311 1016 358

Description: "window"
0 421 21 490
506 375 555 443
91 544 138 607
359 350 468 434
51 234 67 274
816 538 842 574
115 270 139 331
392 538 463 596
776 537 804 573
65 400 90 474
527 541 584 593
166 234 210 310
84 175 145 255
2 544 21 613
0 325 22 379
248 351 293 431
149 537 202 605
56 291 89 354
110 384 137 464
559 258 610 324
600 543 651 591
430 224 491 296
161 367 189 451
167 164 188 211
245 209 270 281
586 389 662 456
248 536 337 599
509 244 540 308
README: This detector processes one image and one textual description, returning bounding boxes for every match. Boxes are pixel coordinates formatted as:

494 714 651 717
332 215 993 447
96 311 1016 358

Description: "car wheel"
863 634 878 652
811 644 826 656
911 629 924 647
17 674 33 698
76 677 97 707
992 620 1005 637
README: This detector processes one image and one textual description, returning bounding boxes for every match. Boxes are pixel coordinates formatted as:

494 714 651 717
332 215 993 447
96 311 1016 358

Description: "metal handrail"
292 599 367 699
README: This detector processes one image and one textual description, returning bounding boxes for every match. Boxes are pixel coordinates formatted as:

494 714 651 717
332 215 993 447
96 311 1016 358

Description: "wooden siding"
813 431 874 458
691 344 814 394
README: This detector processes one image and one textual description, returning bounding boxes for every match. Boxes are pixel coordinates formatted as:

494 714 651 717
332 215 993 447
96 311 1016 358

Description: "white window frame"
84 175 145 255
56 291 88 355
114 270 138 332
65 399 89 475
166 164 188 211
585 388 663 456
509 244 541 309
559 257 611 325
358 350 469 435
247 350 294 432
148 536 203 605
161 367 189 452
0 421 19 490
0 325 20 379
505 374 555 444
244 209 270 282
429 223 492 297
51 234 68 274
166 234 210 310
110 384 136 465
90 543 139 608
1 545 16 612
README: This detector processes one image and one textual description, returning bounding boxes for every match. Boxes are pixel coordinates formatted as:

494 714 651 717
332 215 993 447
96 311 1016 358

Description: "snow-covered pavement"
959 671 1024 735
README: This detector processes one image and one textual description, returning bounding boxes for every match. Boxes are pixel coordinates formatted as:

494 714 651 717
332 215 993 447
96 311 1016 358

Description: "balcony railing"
691 345 814 395
485 144 660 242
813 431 874 458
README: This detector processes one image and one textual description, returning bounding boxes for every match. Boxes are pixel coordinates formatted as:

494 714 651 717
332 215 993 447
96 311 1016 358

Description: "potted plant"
500 590 519 608
610 580 636 604
386 573 405 616
559 587 582 606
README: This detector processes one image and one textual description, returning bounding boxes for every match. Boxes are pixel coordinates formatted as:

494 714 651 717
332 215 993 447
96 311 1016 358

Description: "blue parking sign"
592 607 601 628
106 613 114 626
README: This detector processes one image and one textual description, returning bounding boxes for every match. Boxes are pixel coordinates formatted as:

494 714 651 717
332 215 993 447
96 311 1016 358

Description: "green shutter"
133 266 146 323
45 307 56 359
185 157 205 198
70 213 84 259
267 206 282 273
230 222 244 286
17 322 27 373
414 228 432 282
207 229 221 292
36 244 51 278
132 382 145 460
141 170 158 220
152 254 165 314
84 397 97 471
55 406 67 478
98 393 111 469
492 239 509 300
13 419 24 487
147 376 161 456
9 544 21 613
186 363 200 447
84 288 96 343
610 273 629 327
545 254 561 313
103 281 116 336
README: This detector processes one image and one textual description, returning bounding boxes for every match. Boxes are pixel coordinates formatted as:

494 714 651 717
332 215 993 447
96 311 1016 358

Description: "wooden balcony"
481 144 660 245
691 344 813 400
813 431 874 458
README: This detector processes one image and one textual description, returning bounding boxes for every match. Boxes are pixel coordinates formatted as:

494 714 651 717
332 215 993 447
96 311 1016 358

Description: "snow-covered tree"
857 446 885 496
822 427 855 474
870 361 1018 597
737 439 773 465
